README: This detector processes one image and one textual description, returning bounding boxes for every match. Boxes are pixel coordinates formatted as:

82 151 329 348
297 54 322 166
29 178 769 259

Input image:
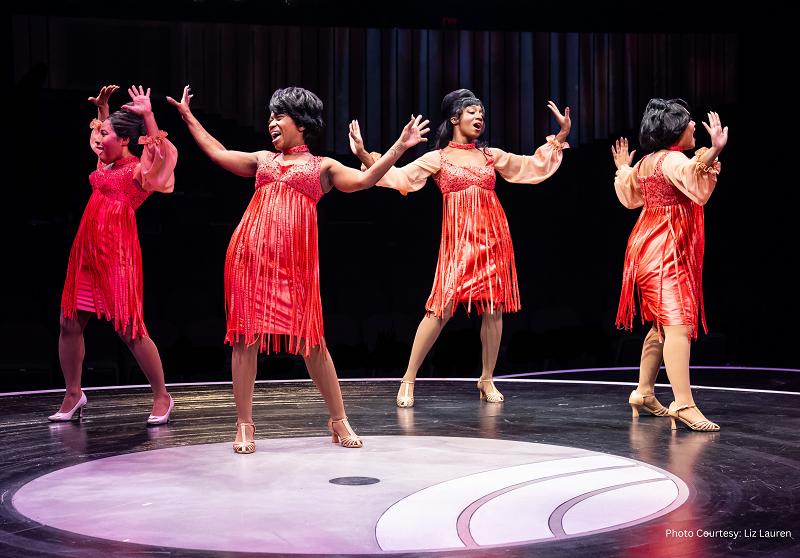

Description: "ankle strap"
236 422 256 433
673 404 697 412
330 416 348 423
400 380 414 385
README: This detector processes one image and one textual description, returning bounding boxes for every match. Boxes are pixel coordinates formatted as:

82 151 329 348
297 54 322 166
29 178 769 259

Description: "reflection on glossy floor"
1 376 799 557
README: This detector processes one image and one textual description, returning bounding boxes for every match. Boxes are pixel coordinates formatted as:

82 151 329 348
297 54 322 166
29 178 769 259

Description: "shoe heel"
331 432 339 444
78 406 83 418
670 417 677 430
630 404 639 418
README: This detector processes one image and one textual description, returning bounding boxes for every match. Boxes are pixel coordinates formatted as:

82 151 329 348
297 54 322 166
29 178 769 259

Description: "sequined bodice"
89 161 151 210
255 152 324 203
434 149 496 194
637 153 691 208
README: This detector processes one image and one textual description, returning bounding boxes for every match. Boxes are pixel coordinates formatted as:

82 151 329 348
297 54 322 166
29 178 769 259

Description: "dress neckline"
440 148 492 168
271 152 316 169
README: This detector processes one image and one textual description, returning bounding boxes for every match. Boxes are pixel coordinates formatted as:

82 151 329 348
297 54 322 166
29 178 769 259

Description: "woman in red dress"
350 89 570 407
611 99 728 431
168 86 427 453
53 85 177 424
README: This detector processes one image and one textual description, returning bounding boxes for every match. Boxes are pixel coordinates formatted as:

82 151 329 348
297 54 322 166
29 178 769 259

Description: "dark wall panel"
14 16 740 153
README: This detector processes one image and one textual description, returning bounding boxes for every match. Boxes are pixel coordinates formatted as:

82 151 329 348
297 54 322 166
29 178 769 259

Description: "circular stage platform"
1 372 798 557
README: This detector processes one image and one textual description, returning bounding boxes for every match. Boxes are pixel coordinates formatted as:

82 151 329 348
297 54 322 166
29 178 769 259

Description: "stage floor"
1 372 798 557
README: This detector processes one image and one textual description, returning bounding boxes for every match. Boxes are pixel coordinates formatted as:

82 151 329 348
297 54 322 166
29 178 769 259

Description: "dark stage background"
1 1 796 392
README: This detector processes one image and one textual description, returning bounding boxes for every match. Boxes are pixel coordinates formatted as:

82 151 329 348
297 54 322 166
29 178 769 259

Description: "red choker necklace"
668 145 684 152
448 141 475 149
282 145 309 155
114 156 140 166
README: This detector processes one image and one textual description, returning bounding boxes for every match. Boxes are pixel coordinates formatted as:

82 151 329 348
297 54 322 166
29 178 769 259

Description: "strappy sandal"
477 379 504 403
668 402 720 431
629 390 669 418
328 416 363 448
233 422 256 454
397 380 415 407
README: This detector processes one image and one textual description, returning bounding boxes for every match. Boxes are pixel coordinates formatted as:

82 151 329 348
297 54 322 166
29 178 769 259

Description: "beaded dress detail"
224 151 326 355
426 148 521 315
370 136 566 318
61 133 177 339
616 152 708 340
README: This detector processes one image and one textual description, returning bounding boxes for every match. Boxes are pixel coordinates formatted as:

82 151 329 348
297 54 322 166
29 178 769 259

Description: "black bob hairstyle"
638 98 692 152
268 87 325 140
432 89 488 150
107 103 147 157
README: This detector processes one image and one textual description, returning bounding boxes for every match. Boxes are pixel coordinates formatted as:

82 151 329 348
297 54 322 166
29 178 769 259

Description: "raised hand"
548 101 571 134
121 85 152 116
88 85 119 108
398 114 430 150
166 85 193 119
702 111 728 151
349 120 365 156
612 137 636 170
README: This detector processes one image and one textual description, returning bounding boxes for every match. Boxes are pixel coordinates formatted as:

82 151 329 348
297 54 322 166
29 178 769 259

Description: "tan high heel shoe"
668 402 720 431
233 422 256 454
477 379 504 403
629 390 668 418
397 380 415 407
328 416 363 448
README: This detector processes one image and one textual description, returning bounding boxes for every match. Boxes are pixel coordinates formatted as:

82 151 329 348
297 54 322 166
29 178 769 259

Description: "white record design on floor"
13 435 688 554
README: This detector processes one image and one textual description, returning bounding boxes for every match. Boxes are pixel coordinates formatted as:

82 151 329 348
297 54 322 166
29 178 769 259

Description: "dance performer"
350 89 570 406
52 85 177 424
611 99 727 431
168 86 427 453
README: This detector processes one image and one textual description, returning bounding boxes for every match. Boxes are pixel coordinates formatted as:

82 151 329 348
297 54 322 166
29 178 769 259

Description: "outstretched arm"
322 115 429 193
611 137 643 209
120 85 161 137
548 101 571 144
167 86 266 177
89 84 119 121
349 120 378 169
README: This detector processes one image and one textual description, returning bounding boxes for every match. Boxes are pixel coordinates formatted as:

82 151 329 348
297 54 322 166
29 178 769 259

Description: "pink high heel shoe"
147 396 174 425
48 392 87 422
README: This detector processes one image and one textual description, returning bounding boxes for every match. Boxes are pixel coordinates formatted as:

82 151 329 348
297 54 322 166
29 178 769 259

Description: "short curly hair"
268 87 325 140
107 103 147 157
638 98 691 152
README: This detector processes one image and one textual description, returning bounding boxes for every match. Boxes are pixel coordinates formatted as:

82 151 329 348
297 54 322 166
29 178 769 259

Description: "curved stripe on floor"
13 436 688 554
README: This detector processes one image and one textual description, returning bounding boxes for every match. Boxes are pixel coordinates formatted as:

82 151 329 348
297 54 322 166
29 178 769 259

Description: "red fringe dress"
373 137 566 317
224 152 325 355
614 148 720 340
61 131 177 339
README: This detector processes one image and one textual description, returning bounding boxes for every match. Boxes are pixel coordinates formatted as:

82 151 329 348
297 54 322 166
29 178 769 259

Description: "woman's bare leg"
662 324 708 424
231 338 259 444
398 302 454 399
478 305 503 398
635 324 667 408
303 345 346 420
57 309 93 413
118 321 171 416
302 341 360 443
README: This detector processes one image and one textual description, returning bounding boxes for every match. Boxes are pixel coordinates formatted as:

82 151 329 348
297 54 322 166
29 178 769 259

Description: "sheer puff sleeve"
614 162 644 209
365 150 441 196
661 148 720 206
133 131 178 193
489 135 567 184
